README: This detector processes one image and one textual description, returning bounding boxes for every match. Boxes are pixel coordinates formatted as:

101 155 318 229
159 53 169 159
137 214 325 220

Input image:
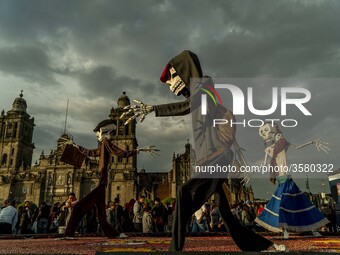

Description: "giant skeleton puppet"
255 123 330 238
60 119 159 237
121 50 286 252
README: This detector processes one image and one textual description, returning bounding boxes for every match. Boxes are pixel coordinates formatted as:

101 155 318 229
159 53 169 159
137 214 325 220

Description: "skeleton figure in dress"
255 123 330 239
259 123 329 183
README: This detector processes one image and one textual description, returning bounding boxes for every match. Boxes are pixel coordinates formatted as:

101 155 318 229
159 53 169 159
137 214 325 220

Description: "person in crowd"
322 203 337 233
151 197 167 233
122 200 134 232
0 198 18 234
241 204 251 229
50 202 61 232
210 202 221 233
34 201 51 234
192 203 208 233
113 197 124 232
143 205 154 234
106 202 116 229
236 202 243 223
86 207 98 234
165 202 173 232
245 200 256 230
18 200 33 234
133 195 145 232
79 213 88 235
257 203 264 216
65 192 77 227
231 204 240 222
246 200 256 222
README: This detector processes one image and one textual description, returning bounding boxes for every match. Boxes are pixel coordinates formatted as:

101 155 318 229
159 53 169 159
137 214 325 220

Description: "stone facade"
0 92 253 206
0 92 139 205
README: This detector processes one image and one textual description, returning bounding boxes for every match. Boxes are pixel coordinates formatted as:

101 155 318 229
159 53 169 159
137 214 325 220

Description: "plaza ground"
0 233 340 254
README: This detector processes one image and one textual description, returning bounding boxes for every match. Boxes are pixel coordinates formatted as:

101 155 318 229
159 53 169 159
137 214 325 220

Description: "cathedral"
0 92 254 206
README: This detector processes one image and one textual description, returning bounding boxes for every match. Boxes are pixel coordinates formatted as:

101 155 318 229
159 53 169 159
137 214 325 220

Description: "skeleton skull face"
96 123 116 142
259 123 277 142
165 67 186 95
274 133 284 142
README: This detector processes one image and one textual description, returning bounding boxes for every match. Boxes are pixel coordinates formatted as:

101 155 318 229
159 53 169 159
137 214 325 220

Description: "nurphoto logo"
199 82 312 128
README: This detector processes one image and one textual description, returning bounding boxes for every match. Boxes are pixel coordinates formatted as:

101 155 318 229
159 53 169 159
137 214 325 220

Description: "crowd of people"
0 193 337 235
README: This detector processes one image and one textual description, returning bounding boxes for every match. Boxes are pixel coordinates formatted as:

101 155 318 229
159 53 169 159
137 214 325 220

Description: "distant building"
329 168 340 204
0 92 253 206
0 91 35 202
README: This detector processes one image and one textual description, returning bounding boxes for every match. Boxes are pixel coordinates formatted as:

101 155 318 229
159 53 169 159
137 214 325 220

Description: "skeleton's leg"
283 228 289 239
65 184 104 237
215 183 273 251
169 178 222 251
95 185 120 237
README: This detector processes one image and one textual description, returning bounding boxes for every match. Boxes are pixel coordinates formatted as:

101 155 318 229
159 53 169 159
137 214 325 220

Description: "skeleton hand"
312 139 330 153
59 136 73 145
137 146 160 157
240 175 251 186
120 99 154 125
58 136 78 149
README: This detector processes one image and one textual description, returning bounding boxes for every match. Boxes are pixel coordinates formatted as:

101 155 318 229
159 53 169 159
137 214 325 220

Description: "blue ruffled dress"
255 175 329 232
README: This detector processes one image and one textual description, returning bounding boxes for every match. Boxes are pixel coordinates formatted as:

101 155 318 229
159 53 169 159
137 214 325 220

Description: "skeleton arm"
59 136 101 157
120 99 154 125
120 99 190 125
290 138 330 153
137 146 161 157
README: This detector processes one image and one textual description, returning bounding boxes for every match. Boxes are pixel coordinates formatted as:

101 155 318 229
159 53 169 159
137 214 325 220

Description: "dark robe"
156 50 273 251
64 138 137 237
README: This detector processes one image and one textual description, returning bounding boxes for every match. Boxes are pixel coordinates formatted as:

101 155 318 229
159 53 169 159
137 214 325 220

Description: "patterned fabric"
255 175 329 232
269 138 289 179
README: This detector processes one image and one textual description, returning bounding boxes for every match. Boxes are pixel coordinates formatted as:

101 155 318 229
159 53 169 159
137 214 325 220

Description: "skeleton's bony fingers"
140 114 146 123
241 176 249 185
241 177 247 184
130 105 140 110
324 146 331 151
120 109 133 119
150 151 160 157
320 147 329 154
125 113 140 125
133 99 142 105
320 145 330 153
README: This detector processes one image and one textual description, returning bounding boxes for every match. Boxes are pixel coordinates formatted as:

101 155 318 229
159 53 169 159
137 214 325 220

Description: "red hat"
160 64 170 83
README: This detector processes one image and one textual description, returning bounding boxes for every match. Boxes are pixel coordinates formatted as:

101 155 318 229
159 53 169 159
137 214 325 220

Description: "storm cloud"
1 0 339 198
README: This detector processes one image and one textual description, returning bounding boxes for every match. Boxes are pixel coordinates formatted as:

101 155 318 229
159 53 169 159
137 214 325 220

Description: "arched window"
1 154 7 165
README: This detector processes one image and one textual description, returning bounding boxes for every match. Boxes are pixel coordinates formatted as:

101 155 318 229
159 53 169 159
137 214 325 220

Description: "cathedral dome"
12 90 27 113
117 91 130 109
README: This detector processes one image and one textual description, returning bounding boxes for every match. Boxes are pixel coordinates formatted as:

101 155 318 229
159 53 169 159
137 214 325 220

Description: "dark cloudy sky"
0 0 339 199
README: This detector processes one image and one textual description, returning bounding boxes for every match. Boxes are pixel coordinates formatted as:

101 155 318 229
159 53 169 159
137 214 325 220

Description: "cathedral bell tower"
107 92 138 202
0 91 35 172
